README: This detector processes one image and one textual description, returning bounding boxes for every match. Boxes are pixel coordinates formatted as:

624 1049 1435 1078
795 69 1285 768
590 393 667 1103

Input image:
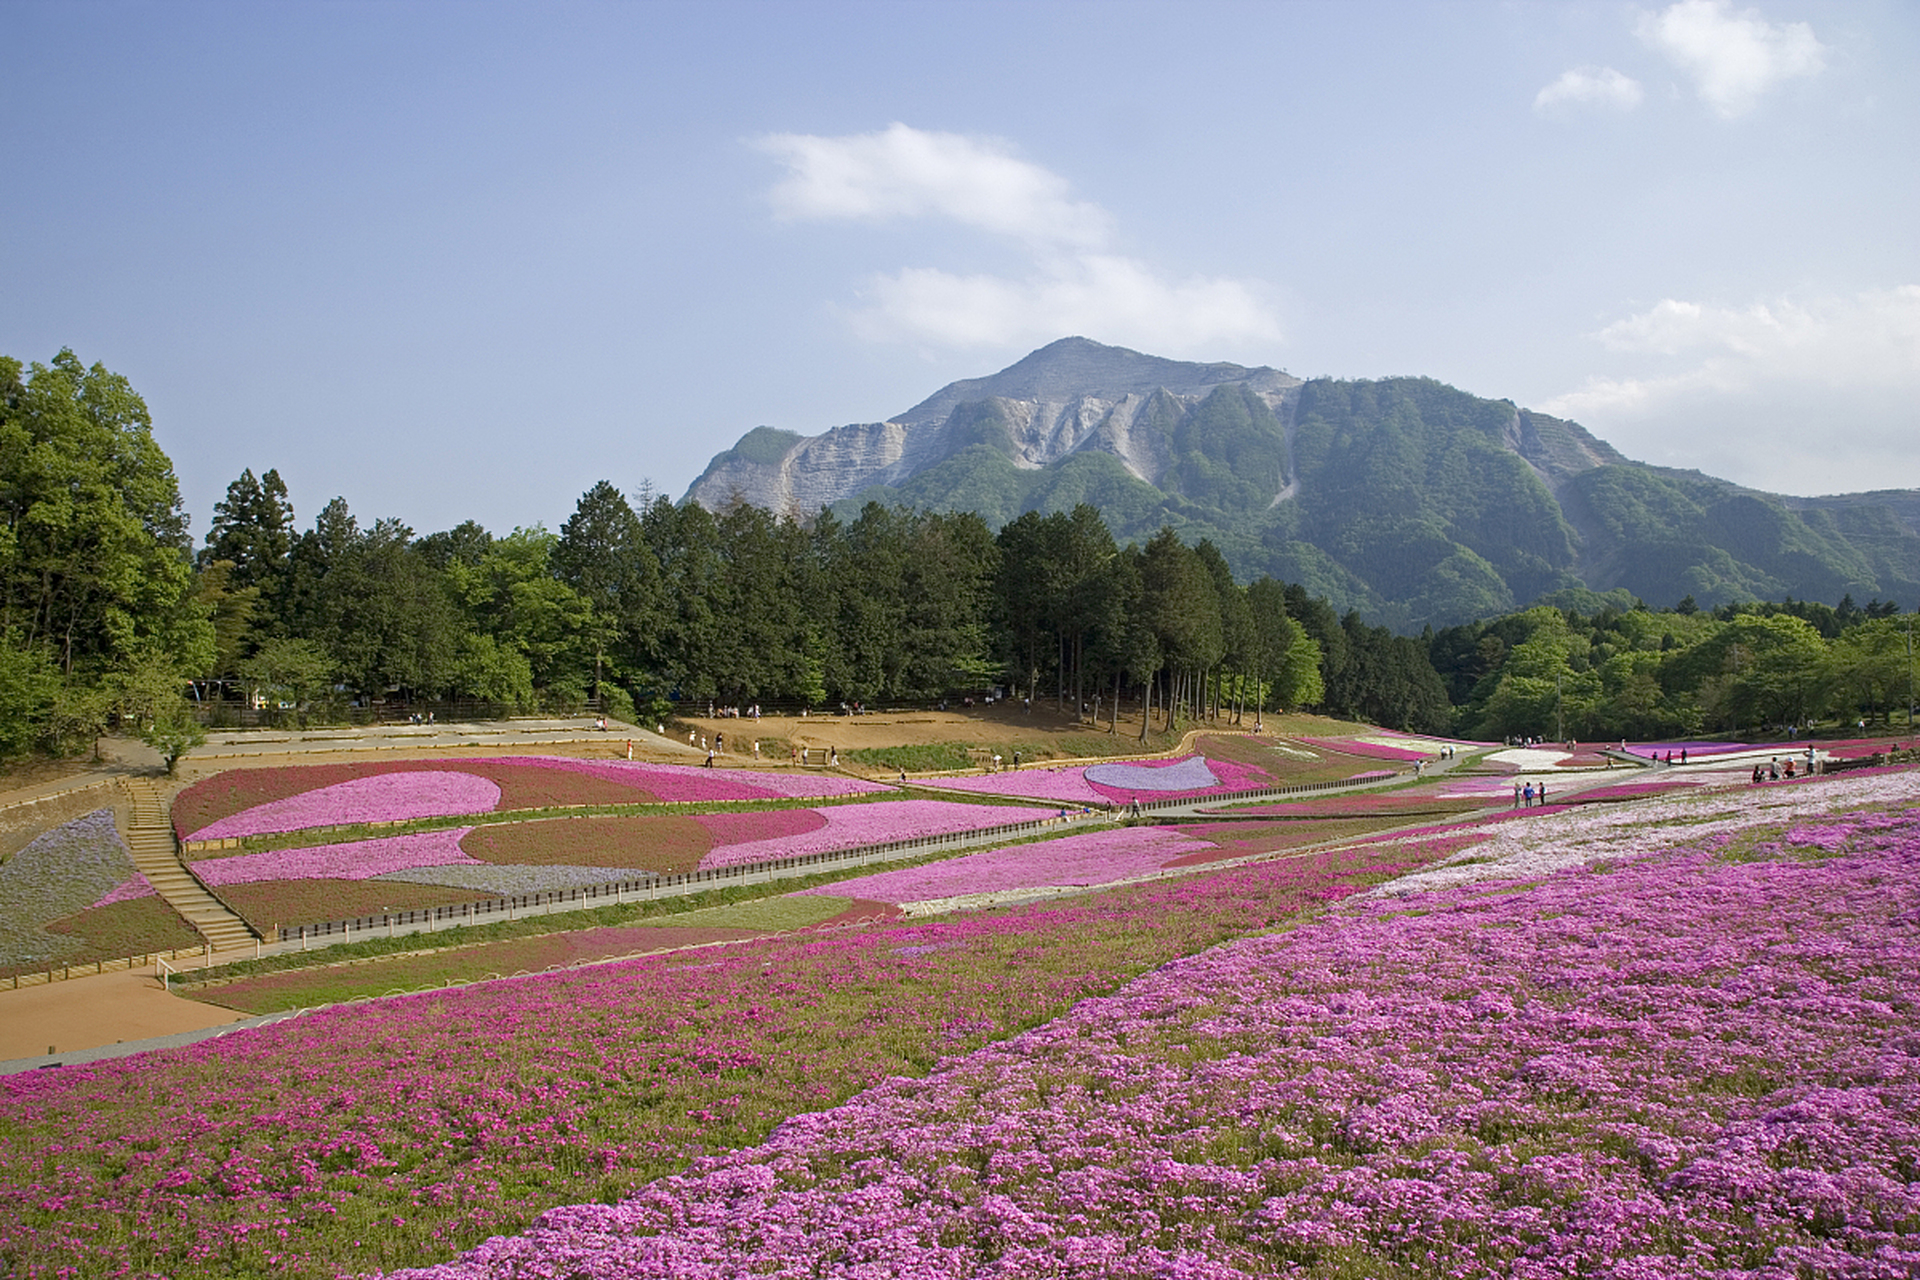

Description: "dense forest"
1 351 1912 765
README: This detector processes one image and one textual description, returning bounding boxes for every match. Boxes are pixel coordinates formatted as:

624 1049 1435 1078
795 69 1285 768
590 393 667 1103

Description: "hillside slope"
686 338 1920 628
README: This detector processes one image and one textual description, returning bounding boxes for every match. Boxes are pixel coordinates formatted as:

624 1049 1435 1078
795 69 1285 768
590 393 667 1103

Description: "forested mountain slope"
686 338 1920 629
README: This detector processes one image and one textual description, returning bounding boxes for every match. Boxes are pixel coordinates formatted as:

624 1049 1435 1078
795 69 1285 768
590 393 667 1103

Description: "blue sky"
4 0 1915 541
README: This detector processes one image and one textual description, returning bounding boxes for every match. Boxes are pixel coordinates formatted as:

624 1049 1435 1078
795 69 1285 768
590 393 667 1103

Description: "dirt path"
0 967 251 1062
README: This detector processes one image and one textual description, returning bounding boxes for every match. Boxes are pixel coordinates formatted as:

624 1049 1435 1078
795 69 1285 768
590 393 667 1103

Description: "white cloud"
757 123 1282 353
851 255 1283 354
1539 288 1920 491
1546 287 1920 414
1635 0 1826 118
757 123 1112 251
1534 66 1643 114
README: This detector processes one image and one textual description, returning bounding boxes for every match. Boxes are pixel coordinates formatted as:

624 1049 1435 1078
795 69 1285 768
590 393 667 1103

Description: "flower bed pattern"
695 801 1045 871
383 795 1920 1280
920 755 1272 805
456 814 716 873
0 811 142 970
0 843 1426 1280
914 769 1109 804
175 758 890 840
217 879 489 933
190 829 481 888
374 863 653 897
189 772 505 841
797 827 1212 905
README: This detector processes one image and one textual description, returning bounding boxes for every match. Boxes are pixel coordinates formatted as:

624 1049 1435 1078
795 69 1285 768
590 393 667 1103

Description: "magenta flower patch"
799 826 1211 904
696 801 1044 871
383 794 1920 1280
188 829 480 886
916 769 1108 804
187 772 504 841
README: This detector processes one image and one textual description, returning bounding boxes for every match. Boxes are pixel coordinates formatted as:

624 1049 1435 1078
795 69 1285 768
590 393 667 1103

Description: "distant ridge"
894 336 1300 424
685 338 1920 629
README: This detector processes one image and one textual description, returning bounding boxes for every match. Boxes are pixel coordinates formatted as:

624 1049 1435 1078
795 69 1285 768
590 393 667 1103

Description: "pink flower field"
797 826 1214 905
189 773 504 840
191 829 482 887
695 800 1046 871
0 837 1425 1280
389 784 1920 1280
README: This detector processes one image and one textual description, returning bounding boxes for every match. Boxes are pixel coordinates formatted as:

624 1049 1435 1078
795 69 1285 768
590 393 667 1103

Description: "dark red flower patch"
459 814 716 873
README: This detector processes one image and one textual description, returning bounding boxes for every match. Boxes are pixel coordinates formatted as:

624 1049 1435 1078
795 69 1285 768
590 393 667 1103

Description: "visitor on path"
715 732 724 754
1513 781 1522 808
1538 781 1547 805
624 739 632 760
829 746 838 767
703 748 715 768
1523 782 1535 808
1681 748 1688 765
1769 759 1780 781
752 740 760 759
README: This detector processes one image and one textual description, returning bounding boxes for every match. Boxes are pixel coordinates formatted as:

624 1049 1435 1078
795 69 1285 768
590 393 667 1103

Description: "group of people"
787 744 838 767
1513 780 1549 808
1751 756 1796 783
706 703 761 720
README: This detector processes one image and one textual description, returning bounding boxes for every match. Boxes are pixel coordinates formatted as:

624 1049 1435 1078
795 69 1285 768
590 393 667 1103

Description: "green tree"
204 467 295 597
0 350 202 677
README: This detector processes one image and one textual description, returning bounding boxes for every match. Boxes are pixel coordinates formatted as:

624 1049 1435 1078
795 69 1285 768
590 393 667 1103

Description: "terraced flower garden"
3 766 1915 1278
173 757 890 842
0 811 202 978
385 776 1920 1280
4 748 1916 1278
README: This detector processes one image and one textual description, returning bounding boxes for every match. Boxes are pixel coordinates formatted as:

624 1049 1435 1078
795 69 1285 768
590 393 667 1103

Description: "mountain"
685 338 1920 630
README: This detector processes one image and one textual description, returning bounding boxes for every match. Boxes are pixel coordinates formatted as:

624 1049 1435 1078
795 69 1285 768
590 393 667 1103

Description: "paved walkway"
0 967 255 1066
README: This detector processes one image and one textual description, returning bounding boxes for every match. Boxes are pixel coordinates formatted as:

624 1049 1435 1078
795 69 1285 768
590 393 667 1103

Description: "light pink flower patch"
922 755 1272 804
525 757 890 801
799 826 1211 903
187 772 503 840
697 801 1044 871
90 874 156 908
188 829 481 886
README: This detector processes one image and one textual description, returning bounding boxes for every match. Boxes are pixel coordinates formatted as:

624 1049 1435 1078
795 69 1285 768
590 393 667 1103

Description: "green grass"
196 896 863 1013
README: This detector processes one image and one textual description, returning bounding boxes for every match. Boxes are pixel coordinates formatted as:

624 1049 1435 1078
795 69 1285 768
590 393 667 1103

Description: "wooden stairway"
120 778 259 952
